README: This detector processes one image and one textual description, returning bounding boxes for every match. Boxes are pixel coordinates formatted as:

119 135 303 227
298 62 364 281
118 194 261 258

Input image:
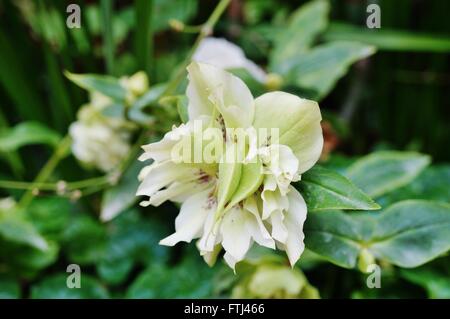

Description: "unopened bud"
169 19 184 32
265 73 283 91
358 248 375 273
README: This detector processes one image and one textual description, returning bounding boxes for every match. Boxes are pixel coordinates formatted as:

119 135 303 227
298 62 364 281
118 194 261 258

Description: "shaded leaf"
65 71 126 102
101 160 145 222
297 166 380 212
0 122 61 152
283 41 375 99
324 22 450 53
271 0 329 68
346 151 431 198
31 274 109 299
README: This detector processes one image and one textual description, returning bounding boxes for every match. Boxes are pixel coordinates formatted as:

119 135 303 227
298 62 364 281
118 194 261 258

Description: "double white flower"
70 72 148 172
137 62 323 270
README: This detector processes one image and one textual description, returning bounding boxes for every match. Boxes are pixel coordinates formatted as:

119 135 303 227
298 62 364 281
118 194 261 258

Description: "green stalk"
101 0 114 75
134 0 154 77
18 136 72 207
162 0 231 96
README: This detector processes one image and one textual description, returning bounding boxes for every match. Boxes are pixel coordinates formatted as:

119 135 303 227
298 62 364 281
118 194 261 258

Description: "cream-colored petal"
284 186 307 266
220 205 253 263
193 37 267 83
253 91 323 174
136 162 197 199
159 188 215 246
270 210 288 244
186 61 254 127
244 196 275 249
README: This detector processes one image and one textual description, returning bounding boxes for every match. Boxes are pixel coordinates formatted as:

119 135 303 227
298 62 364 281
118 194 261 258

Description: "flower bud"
265 73 283 91
358 248 376 273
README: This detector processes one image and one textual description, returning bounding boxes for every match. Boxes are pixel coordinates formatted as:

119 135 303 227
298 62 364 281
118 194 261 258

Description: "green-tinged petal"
216 142 242 211
253 91 323 174
226 159 264 209
186 61 255 127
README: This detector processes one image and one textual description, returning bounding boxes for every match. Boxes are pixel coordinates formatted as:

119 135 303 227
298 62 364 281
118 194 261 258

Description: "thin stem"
134 0 154 77
18 136 72 207
101 0 114 75
161 0 231 97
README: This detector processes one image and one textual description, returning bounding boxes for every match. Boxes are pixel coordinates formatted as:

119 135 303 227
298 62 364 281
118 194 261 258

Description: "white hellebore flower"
193 37 267 84
70 72 148 172
137 62 323 270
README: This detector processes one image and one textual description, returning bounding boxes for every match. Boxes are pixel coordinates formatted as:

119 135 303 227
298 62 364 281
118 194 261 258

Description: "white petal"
136 162 197 198
140 121 196 163
261 177 289 220
243 196 275 249
253 92 323 174
259 144 299 195
159 188 215 246
224 252 238 272
220 205 252 263
193 37 267 83
284 187 307 266
270 210 288 244
148 178 213 206
186 61 254 127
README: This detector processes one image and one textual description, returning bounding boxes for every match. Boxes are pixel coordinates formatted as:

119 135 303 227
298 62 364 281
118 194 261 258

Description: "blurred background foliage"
0 0 449 299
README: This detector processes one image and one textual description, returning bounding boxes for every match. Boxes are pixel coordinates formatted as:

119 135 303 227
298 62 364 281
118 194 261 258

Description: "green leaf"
0 213 49 251
101 160 145 222
297 166 380 212
31 274 109 299
27 197 72 240
283 41 376 99
65 71 126 102
270 0 330 68
0 122 61 152
378 164 450 206
126 257 215 298
304 200 450 269
0 275 20 299
304 210 365 268
0 241 59 276
346 151 431 198
369 200 450 268
97 209 170 285
131 83 166 110
401 268 450 298
152 0 198 33
61 214 107 265
324 22 450 53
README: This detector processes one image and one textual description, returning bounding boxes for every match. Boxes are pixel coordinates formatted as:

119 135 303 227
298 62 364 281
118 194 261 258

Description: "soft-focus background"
0 0 449 299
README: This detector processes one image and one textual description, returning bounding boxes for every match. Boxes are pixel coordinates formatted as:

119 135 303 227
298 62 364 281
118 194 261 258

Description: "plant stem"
101 0 114 75
134 0 153 77
18 136 71 207
161 0 231 96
